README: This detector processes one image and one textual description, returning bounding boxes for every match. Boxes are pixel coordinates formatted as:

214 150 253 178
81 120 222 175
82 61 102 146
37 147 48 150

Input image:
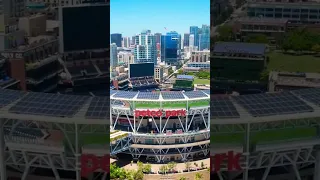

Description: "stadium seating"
4 127 45 139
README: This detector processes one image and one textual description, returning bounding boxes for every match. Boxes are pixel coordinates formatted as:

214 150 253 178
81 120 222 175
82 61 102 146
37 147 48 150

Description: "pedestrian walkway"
114 158 210 174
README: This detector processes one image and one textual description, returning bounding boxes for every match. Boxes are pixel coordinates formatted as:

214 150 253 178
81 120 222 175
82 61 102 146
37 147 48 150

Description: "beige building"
190 50 210 63
154 66 163 82
118 51 134 65
19 14 47 37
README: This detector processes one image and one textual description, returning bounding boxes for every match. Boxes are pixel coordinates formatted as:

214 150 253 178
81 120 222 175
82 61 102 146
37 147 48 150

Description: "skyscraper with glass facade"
134 30 157 64
110 43 118 67
164 31 179 63
111 33 122 47
190 26 199 48
199 25 210 50
184 33 190 47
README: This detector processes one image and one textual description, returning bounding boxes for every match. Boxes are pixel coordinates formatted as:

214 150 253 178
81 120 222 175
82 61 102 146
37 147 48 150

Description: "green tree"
159 165 168 174
195 172 203 180
312 44 320 54
167 162 177 172
143 163 152 174
137 161 144 171
179 177 187 180
246 34 269 44
132 170 144 180
216 25 234 42
178 69 184 74
260 70 269 81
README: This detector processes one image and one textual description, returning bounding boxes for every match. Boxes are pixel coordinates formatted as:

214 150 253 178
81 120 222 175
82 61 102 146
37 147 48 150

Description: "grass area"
267 52 320 73
194 77 210 85
211 127 317 144
189 100 210 107
66 134 109 146
135 103 160 109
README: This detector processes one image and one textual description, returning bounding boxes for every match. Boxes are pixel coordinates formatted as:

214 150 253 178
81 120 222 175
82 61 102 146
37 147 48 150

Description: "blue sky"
110 0 210 37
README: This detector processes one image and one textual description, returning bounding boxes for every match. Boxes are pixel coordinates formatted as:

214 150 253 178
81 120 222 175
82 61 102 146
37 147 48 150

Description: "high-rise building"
199 25 210 50
163 31 179 64
189 34 195 48
160 35 166 62
118 51 134 65
122 37 130 48
183 33 190 47
134 30 157 64
181 36 184 50
131 36 136 45
111 33 122 47
190 26 199 47
110 43 118 67
155 33 162 44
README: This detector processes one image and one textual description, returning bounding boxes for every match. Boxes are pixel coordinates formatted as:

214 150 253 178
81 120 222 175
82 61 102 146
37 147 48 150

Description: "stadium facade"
110 90 210 163
212 88 320 180
0 89 108 180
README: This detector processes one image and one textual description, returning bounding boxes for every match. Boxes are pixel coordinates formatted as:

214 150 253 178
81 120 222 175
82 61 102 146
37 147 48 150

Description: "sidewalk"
117 158 210 173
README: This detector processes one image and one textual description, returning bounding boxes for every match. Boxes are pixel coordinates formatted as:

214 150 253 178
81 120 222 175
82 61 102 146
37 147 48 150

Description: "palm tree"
195 172 203 180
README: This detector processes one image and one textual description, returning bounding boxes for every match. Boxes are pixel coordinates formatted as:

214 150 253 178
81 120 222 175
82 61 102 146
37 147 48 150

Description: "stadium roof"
213 42 266 56
2 88 320 124
212 88 320 124
0 89 210 123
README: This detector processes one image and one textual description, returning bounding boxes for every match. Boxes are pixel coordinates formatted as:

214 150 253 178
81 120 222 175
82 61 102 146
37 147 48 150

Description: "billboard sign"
134 109 186 118
211 151 242 172
81 154 109 177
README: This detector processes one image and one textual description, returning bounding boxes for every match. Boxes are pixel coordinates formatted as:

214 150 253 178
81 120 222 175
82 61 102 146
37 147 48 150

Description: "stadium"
0 89 109 180
110 90 210 163
211 88 320 180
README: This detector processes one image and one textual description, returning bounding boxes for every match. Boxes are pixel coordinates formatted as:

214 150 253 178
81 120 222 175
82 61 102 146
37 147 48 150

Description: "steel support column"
0 119 6 180
314 150 320 180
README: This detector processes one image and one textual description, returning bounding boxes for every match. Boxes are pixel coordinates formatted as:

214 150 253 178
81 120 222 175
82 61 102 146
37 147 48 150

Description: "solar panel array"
213 42 266 55
184 91 207 99
161 92 185 100
86 97 109 119
176 75 194 80
9 93 89 117
202 90 210 95
211 96 240 119
233 92 313 117
0 89 25 108
137 92 160 100
113 91 137 99
110 90 117 96
292 88 320 106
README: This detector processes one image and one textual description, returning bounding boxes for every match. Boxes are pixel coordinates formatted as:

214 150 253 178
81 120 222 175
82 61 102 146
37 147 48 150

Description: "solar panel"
211 96 240 119
184 91 207 98
137 92 160 100
202 90 210 95
213 42 266 55
161 91 185 100
176 75 194 80
113 91 137 99
233 92 313 117
0 89 25 108
110 90 117 96
292 88 320 106
85 97 109 119
9 92 89 117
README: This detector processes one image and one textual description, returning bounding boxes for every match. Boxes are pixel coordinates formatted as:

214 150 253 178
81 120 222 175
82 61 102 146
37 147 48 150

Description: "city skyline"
110 0 210 37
